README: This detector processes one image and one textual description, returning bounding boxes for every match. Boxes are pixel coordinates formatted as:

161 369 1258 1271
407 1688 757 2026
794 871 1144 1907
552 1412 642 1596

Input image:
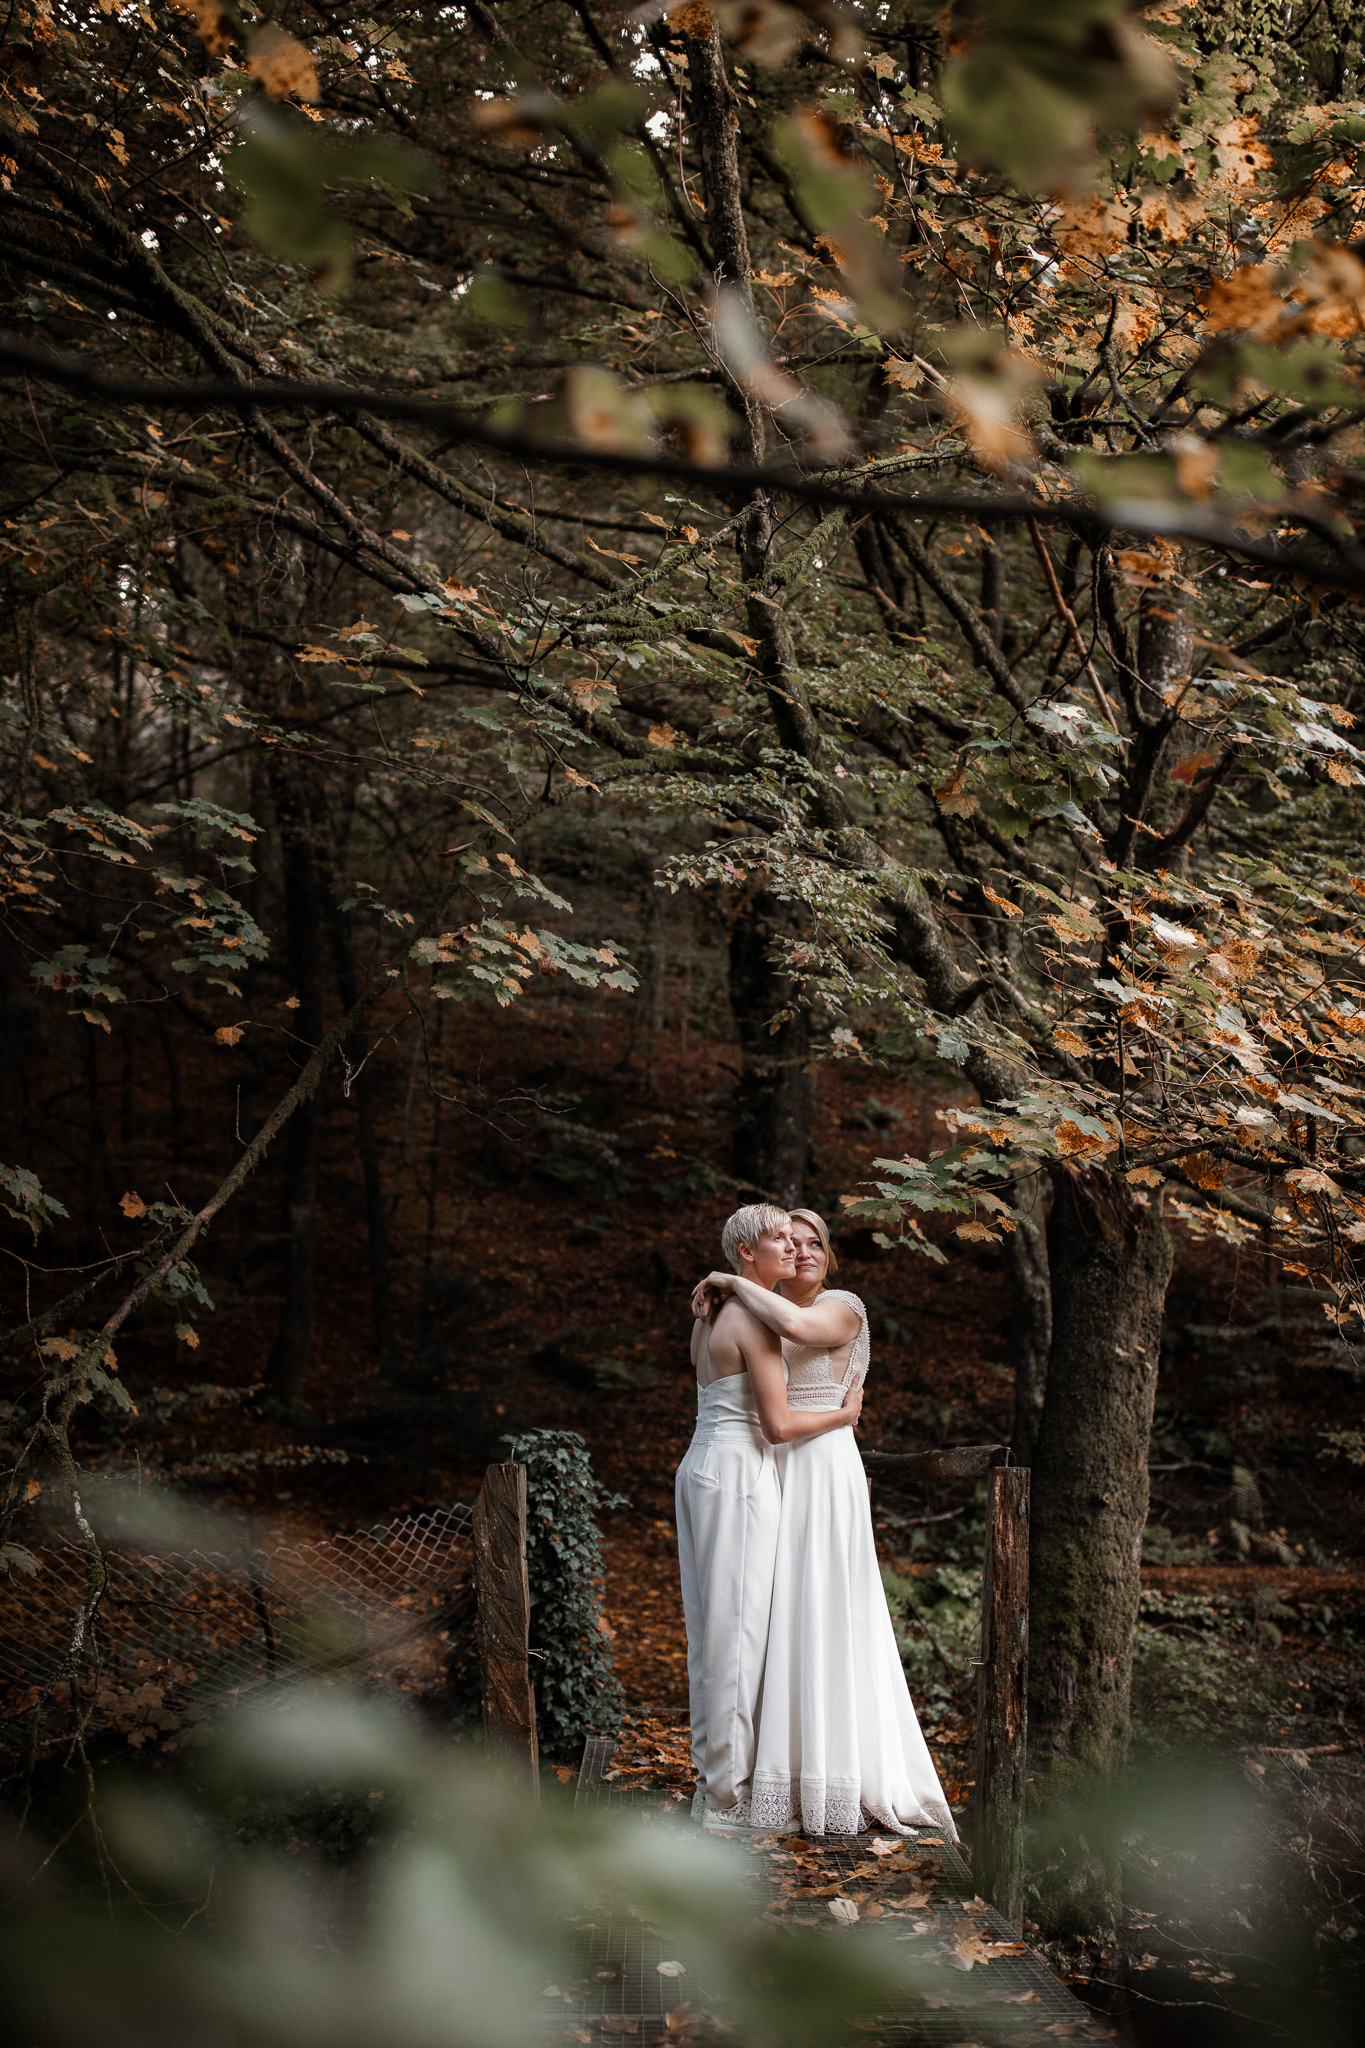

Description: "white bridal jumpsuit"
675 1368 782 1823
749 1290 958 1839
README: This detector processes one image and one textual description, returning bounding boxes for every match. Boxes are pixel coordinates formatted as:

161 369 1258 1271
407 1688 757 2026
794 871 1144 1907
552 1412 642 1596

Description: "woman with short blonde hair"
691 1209 956 1841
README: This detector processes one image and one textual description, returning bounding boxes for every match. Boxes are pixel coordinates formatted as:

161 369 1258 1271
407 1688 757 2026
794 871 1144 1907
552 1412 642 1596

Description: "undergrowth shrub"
503 1429 625 1764
883 1563 981 1720
1131 1589 1287 1751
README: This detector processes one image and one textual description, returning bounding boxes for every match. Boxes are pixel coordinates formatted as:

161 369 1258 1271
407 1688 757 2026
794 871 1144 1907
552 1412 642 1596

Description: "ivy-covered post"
501 1430 625 1766
472 1462 539 1785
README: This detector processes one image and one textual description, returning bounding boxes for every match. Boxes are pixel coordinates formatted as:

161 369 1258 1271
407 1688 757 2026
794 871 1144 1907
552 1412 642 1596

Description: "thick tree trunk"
1028 1165 1172 1936
264 788 325 1415
1006 1182 1051 1467
728 892 809 1206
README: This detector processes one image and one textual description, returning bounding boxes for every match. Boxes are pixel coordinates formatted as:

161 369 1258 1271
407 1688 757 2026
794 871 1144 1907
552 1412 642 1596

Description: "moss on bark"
1027 1164 1173 1936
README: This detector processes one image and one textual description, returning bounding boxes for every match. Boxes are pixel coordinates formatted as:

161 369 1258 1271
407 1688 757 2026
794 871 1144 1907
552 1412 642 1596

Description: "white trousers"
675 1426 782 1815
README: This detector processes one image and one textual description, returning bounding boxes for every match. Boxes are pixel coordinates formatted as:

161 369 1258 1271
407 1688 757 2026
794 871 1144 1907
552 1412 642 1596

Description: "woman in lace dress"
692 1209 957 1841
678 1204 864 1831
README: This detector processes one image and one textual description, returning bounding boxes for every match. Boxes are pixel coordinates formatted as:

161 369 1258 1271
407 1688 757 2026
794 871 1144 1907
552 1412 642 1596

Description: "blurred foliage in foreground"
0 1688 912 2048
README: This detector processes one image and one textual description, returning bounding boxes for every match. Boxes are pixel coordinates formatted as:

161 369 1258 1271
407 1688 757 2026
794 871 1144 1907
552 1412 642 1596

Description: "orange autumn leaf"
1210 115 1273 190
1290 241 1365 338
246 25 319 103
1055 193 1132 259
119 1190 146 1219
1202 263 1287 336
1136 188 1206 243
1054 1119 1115 1161
1182 1150 1226 1191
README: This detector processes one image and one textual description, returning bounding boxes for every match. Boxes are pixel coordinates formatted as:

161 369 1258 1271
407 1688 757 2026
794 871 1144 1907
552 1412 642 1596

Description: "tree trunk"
1006 1182 1051 1467
728 892 809 1206
1135 590 1192 713
980 529 1007 651
264 786 325 1415
327 895 399 1381
1028 1166 1172 1936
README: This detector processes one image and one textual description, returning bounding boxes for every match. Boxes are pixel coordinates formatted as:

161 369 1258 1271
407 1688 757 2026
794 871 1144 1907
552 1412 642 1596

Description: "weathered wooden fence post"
972 1463 1030 1930
472 1461 539 1788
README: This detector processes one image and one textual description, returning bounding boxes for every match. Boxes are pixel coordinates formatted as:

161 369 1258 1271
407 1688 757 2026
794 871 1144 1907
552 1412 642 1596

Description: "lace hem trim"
750 1774 864 1837
748 1775 957 1840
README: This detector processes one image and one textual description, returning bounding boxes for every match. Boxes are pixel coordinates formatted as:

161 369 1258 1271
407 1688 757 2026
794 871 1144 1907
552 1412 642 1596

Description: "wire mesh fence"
0 1502 476 1772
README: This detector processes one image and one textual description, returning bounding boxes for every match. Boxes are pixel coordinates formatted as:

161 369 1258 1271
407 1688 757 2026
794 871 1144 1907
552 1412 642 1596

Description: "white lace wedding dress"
748 1290 959 1840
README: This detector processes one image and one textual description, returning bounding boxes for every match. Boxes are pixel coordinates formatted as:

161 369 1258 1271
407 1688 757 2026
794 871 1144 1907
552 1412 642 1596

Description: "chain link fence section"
0 1503 476 1769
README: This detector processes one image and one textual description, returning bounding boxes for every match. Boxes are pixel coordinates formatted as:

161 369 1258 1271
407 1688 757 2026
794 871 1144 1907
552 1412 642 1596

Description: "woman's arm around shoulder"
722 1276 860 1348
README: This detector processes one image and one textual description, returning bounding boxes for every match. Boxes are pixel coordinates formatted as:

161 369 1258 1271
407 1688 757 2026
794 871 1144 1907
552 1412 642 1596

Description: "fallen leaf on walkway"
869 1835 903 1855
656 1961 685 1978
554 1765 576 1783
953 1931 997 1965
664 2006 692 2033
600 2021 639 2036
828 1896 859 1923
942 1952 974 1971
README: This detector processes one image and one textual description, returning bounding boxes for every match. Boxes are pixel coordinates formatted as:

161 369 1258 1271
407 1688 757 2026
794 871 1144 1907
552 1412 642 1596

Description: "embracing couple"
675 1202 957 1841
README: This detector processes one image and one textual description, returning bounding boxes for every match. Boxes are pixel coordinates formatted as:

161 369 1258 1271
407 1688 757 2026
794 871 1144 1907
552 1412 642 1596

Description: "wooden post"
471 1462 539 1788
972 1464 1029 1929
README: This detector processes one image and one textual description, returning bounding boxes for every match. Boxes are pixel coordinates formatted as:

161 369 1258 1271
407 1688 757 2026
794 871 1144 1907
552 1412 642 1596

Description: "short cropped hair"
721 1202 792 1274
789 1207 838 1278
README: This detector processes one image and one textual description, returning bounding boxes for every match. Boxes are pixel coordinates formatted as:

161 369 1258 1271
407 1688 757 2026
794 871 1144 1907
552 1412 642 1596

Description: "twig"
1027 518 1121 729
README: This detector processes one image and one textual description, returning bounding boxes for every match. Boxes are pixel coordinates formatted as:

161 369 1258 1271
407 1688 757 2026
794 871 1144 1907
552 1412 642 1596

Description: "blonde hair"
721 1202 791 1274
788 1207 838 1278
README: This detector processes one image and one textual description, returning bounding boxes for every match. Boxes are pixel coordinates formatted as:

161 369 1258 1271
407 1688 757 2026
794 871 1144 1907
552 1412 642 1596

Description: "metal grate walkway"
570 1734 1104 2046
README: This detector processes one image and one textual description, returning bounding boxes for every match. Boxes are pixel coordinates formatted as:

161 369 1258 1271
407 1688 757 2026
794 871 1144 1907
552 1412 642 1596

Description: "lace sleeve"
822 1288 870 1388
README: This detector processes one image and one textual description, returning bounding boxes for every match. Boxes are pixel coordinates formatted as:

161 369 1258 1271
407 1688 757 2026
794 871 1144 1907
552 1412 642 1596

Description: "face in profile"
744 1225 796 1286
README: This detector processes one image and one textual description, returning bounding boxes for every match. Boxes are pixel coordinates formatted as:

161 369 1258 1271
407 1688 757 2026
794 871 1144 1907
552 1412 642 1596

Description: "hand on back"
691 1270 735 1321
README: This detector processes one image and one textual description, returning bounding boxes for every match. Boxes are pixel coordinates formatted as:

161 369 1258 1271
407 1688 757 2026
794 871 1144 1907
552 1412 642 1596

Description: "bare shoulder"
724 1298 781 1354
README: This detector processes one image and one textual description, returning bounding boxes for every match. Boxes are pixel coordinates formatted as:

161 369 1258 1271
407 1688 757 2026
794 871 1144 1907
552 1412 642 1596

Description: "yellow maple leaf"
214 1025 244 1047
648 723 678 749
119 1191 146 1219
